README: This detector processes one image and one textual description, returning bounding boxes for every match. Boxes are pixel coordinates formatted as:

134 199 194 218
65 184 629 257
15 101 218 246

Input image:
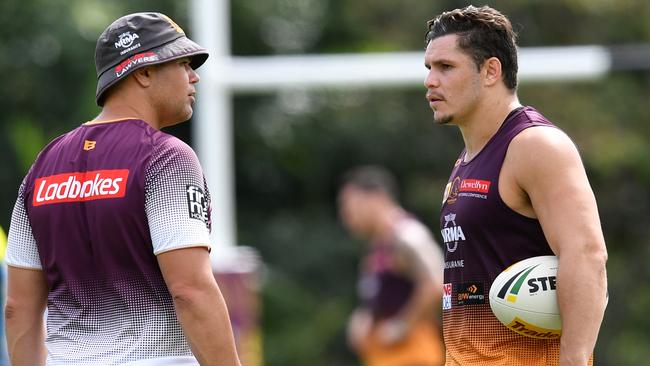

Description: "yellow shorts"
360 322 445 366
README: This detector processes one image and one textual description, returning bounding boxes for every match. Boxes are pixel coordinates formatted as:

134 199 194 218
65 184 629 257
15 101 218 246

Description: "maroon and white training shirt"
7 118 212 365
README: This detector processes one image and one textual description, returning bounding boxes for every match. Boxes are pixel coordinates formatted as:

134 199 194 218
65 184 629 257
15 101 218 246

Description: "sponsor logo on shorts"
115 51 159 77
455 282 485 305
507 317 561 339
442 283 452 310
33 169 129 206
186 184 209 227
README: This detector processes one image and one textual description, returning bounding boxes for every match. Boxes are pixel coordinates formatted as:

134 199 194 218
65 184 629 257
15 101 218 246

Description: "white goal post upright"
189 0 236 256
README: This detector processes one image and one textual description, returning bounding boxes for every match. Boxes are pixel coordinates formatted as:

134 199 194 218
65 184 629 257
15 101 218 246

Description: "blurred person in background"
424 5 608 365
0 225 8 366
338 165 445 366
5 12 240 366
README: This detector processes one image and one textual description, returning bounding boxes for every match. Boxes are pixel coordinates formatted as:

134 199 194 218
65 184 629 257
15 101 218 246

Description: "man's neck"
458 94 521 162
93 97 161 130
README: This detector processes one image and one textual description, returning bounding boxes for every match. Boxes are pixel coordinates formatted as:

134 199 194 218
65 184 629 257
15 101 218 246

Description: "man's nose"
424 70 440 89
188 66 200 83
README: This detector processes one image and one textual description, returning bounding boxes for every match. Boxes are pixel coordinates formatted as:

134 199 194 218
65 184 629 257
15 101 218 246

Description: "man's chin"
162 112 193 129
433 112 453 125
178 109 194 124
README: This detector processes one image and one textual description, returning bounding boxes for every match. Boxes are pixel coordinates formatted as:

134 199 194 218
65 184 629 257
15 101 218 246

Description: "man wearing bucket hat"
5 12 241 366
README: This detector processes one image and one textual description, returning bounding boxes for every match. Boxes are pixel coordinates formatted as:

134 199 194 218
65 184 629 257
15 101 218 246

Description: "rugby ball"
489 255 561 339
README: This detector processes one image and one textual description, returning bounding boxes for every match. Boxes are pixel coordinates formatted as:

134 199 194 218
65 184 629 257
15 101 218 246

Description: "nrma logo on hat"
115 31 141 55
115 31 139 48
496 264 540 303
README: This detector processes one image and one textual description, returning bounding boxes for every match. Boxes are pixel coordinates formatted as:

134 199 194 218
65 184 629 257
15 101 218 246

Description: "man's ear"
131 66 155 88
483 57 502 87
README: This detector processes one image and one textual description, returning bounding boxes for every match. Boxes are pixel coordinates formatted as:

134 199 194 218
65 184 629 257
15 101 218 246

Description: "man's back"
7 12 241 366
8 118 211 365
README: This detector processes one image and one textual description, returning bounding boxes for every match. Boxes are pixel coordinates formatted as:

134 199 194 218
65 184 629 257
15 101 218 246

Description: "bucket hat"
95 12 209 106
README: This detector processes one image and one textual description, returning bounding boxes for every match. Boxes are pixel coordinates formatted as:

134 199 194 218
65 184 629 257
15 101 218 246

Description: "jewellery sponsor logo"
33 169 129 206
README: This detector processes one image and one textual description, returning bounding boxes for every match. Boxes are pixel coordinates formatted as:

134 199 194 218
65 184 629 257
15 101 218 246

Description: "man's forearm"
397 280 438 327
6 266 49 366
6 308 46 366
557 249 607 366
173 283 241 366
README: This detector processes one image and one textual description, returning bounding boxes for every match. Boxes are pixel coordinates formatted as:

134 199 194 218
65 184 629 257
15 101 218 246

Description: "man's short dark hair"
425 5 518 91
340 165 399 200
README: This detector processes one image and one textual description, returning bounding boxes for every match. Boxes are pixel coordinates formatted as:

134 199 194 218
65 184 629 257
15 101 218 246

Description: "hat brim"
95 36 209 106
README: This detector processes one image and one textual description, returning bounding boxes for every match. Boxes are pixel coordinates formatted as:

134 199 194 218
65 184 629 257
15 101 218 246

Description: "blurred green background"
1 0 649 365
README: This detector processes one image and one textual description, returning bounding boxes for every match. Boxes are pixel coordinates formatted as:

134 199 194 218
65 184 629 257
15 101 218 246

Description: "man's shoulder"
506 119 583 189
392 216 444 275
517 106 554 124
28 128 82 172
395 217 431 241
510 123 575 156
506 106 570 153
40 127 81 153
146 132 202 176
150 132 197 159
394 216 439 250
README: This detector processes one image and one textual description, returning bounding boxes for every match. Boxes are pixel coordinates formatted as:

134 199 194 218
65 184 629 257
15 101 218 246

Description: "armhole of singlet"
494 122 559 223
